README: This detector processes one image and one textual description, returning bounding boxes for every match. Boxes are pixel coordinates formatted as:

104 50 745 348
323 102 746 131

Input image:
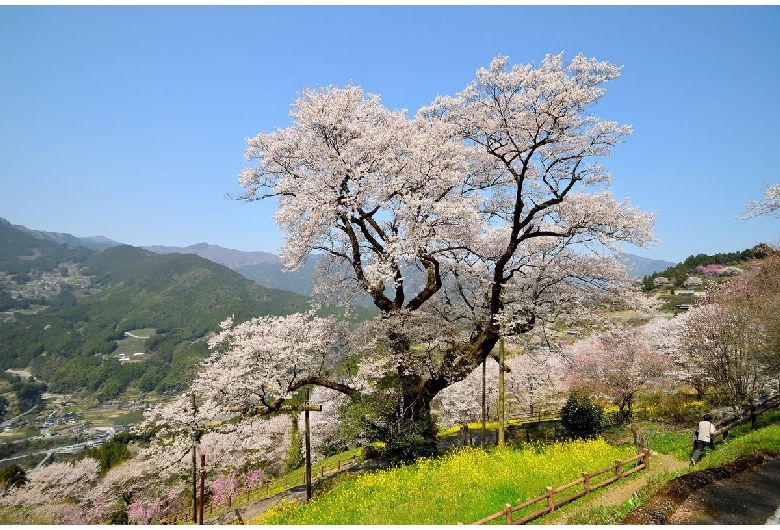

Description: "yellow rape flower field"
252 439 635 525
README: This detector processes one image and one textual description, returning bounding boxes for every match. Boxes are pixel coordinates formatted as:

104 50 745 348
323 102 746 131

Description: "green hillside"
641 243 775 291
0 223 352 404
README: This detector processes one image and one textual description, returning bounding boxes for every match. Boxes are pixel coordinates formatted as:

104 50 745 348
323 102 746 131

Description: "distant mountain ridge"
621 254 677 278
5 220 122 250
142 243 318 297
143 243 279 268
0 217 677 297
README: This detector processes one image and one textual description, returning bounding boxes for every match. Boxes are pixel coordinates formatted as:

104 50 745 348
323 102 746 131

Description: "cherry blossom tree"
678 255 780 407
739 182 780 219
505 344 568 417
638 315 693 386
0 458 105 524
679 302 767 407
696 264 723 277
433 357 499 430
242 468 265 500
230 52 656 452
210 470 239 508
565 323 674 419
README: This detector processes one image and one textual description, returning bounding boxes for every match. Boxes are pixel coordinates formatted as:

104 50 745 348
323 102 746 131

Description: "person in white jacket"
691 413 716 465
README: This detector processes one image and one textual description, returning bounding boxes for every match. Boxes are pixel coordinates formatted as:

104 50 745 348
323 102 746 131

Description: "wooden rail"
162 454 360 524
464 449 650 525
714 392 780 440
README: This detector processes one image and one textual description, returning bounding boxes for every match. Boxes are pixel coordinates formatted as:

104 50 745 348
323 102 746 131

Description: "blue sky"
1 5 778 264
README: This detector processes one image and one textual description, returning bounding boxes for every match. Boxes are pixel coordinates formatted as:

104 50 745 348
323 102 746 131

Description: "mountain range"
2 218 679 295
0 217 369 405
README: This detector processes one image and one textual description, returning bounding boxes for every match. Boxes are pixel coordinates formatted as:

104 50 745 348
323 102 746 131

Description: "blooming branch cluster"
739 181 780 220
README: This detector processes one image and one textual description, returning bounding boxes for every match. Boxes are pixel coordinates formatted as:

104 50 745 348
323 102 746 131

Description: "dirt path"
540 451 690 524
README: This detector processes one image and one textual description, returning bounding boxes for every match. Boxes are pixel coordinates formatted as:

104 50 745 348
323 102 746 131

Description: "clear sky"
1 4 778 264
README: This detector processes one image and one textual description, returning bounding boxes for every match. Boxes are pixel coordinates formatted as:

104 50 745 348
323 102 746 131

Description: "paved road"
623 452 780 524
669 455 780 524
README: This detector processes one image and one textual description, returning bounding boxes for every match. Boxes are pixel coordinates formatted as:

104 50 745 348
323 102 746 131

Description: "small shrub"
560 393 604 438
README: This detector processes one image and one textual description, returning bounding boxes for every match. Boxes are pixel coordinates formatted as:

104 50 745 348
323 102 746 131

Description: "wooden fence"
163 454 360 525
452 407 652 447
272 454 359 493
463 448 650 525
714 392 780 440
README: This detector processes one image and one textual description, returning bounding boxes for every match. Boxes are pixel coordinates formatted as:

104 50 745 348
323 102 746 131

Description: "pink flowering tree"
228 52 656 453
242 468 265 500
696 264 723 277
210 470 239 508
565 324 674 419
127 498 163 525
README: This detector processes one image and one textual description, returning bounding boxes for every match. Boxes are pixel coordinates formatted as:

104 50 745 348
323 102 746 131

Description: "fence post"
643 448 650 470
582 471 590 494
504 503 512 524
546 486 554 512
337 459 341 470
615 460 623 479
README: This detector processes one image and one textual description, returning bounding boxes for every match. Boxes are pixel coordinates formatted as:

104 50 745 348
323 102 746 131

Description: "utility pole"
199 454 205 525
274 390 321 502
191 391 198 523
304 389 313 502
498 335 506 446
481 359 486 448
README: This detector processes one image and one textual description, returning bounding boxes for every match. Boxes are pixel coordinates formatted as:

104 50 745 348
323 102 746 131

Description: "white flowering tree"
229 52 656 454
505 344 568 418
739 182 780 219
0 458 105 524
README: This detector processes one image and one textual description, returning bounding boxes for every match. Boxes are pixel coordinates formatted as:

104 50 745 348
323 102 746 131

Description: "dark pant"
691 439 714 463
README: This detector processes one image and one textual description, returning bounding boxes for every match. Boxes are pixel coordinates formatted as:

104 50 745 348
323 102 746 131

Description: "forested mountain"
144 243 319 297
0 220 367 402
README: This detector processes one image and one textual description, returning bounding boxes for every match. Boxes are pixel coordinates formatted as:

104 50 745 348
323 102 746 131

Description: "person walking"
691 413 716 465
